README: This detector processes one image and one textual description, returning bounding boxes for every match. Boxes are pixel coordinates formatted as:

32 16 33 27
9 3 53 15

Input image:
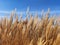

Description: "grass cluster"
0 9 60 45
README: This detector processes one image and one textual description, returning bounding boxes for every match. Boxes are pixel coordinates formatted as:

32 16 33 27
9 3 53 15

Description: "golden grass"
0 9 60 45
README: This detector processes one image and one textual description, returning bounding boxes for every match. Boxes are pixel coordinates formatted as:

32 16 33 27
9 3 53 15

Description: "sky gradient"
0 0 60 17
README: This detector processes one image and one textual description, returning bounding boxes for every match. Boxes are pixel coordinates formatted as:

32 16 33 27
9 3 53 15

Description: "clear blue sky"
0 0 60 11
0 0 60 17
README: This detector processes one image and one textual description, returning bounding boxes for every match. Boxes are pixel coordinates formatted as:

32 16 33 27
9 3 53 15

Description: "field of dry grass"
0 9 60 45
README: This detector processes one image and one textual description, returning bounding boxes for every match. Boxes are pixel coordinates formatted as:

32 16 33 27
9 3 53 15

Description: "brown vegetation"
0 9 60 45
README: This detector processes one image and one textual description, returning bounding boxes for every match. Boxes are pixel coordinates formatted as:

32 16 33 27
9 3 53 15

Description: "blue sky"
0 0 60 17
0 0 60 11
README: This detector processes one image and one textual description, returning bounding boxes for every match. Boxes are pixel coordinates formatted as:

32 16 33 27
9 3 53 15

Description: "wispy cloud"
0 10 60 15
0 11 11 14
